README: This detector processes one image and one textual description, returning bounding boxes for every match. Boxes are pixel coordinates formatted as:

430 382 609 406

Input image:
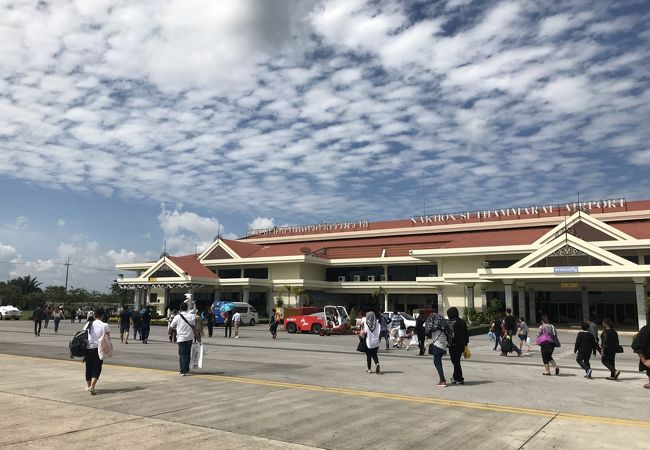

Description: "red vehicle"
284 306 350 334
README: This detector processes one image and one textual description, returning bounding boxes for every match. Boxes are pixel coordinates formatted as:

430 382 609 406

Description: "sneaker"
367 369 372 373
235 336 239 339
613 371 620 380
542 372 551 376
436 381 447 387
376 364 381 375
586 369 592 378
555 367 560 375
89 387 96 395
451 379 465 385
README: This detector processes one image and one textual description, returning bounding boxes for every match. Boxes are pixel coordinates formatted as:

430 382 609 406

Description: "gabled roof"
169 255 218 278
199 238 261 260
534 211 635 245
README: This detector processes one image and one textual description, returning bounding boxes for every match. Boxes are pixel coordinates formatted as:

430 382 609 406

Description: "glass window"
244 267 268 278
218 268 240 278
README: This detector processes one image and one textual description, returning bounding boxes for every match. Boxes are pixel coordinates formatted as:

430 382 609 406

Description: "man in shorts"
119 306 131 344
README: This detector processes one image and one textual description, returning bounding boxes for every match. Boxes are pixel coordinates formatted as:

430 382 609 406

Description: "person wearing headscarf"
362 311 381 374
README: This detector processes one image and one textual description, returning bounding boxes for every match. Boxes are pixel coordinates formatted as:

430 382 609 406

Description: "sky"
1 0 649 292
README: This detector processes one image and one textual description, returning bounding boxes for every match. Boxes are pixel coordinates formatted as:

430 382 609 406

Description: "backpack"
425 314 454 345
69 329 88 358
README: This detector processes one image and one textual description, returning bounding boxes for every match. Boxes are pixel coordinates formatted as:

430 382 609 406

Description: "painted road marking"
2 353 649 429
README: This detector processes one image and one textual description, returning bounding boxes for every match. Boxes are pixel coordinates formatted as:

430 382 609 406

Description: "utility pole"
64 257 71 296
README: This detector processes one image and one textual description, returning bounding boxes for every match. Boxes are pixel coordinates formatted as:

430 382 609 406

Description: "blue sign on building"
554 266 579 273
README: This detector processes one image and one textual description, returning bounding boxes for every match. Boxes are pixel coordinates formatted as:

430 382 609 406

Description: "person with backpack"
168 302 196 376
631 325 650 389
599 318 621 380
490 315 503 352
140 308 151 344
574 322 598 378
83 308 110 394
425 311 452 387
447 307 468 385
536 315 560 376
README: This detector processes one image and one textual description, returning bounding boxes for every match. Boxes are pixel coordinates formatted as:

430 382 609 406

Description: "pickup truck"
284 305 350 334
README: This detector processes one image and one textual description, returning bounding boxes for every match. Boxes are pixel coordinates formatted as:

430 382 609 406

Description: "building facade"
116 198 650 328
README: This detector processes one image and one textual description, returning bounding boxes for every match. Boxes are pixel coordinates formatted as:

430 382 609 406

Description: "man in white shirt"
233 311 241 339
169 303 196 375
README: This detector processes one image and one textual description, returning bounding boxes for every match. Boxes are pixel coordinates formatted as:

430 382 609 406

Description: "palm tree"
291 287 305 306
283 285 293 306
9 275 42 295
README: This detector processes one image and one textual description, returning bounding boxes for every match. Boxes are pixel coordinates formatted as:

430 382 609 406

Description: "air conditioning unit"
353 275 361 282
338 276 346 282
367 275 375 282
380 274 387 281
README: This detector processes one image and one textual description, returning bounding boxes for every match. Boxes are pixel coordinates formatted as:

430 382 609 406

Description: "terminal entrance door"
535 291 582 324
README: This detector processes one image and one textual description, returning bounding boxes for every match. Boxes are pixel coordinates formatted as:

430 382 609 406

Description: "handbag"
552 330 561 348
536 326 554 346
428 343 434 355
463 345 471 359
356 334 368 353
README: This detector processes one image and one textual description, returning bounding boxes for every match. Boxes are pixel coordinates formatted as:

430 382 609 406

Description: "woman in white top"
84 308 110 395
361 312 381 374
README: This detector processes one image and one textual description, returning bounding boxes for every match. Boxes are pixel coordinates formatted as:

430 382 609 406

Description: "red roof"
169 255 217 278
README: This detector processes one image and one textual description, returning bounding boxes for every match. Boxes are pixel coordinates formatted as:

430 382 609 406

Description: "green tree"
283 285 293 306
0 282 23 307
8 275 42 295
44 285 66 307
110 282 132 305
291 287 305 306
66 287 92 306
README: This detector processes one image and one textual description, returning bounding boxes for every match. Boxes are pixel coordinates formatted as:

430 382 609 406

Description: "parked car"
0 305 22 320
212 301 259 326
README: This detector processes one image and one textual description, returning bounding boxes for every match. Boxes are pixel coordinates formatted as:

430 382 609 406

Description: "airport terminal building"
116 198 650 328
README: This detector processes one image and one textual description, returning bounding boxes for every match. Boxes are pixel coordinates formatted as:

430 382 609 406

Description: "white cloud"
248 217 276 231
10 217 31 230
158 204 223 255
57 219 66 226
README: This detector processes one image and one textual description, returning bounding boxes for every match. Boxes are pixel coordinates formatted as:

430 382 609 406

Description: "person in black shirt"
415 313 427 356
447 307 469 384
206 309 215 338
140 308 151 344
119 306 131 344
574 322 598 378
503 308 522 357
33 305 43 336
600 318 620 380
224 309 233 338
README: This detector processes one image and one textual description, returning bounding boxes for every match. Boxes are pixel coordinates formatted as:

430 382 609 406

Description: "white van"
233 302 259 326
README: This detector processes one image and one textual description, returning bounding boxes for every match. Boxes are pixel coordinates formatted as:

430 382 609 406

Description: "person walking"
361 311 381 374
224 309 233 338
516 317 532 352
69 307 76 323
168 310 178 343
447 307 468 385
587 317 599 345
83 308 110 395
378 312 390 350
169 303 196 376
503 308 522 357
426 312 450 387
53 306 64 334
574 322 598 378
206 308 215 338
269 309 280 339
194 311 204 343
490 315 503 352
131 309 141 341
140 308 151 344
43 305 51 329
233 310 241 339
76 308 84 323
118 306 130 344
33 305 43 336
415 312 427 356
599 318 621 380
631 325 650 389
537 315 560 376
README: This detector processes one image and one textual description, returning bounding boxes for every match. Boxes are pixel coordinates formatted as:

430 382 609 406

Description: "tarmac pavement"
0 319 648 449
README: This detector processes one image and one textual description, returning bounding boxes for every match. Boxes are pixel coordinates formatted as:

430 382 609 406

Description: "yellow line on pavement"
2 353 649 429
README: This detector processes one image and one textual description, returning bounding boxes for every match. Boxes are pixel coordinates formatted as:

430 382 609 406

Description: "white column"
517 284 526 319
480 286 487 310
528 290 537 325
243 288 250 303
581 287 589 322
133 289 140 310
466 284 475 310
505 283 513 311
383 293 388 312
436 287 445 312
634 279 647 329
